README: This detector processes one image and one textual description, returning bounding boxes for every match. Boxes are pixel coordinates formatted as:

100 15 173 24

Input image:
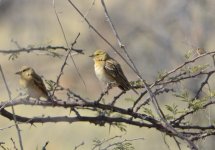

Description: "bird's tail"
118 83 139 95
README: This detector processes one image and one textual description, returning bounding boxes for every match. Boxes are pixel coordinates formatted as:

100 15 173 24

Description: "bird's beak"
15 71 21 75
89 54 94 57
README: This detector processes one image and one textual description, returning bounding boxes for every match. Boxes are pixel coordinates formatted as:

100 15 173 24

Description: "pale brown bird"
90 50 138 94
196 48 206 55
15 66 51 101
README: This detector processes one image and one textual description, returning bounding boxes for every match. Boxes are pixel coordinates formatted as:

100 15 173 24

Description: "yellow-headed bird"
90 50 138 94
16 66 51 101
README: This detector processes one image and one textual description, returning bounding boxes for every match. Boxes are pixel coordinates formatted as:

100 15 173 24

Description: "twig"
135 88 174 112
110 91 125 106
51 33 81 97
172 99 215 125
100 0 140 75
131 91 147 111
0 65 24 150
10 138 18 150
162 134 171 150
71 107 81 117
152 51 215 87
0 45 84 54
42 141 49 150
53 0 87 95
96 88 109 103
173 136 182 150
101 137 144 150
193 71 214 100
0 142 7 150
91 135 122 150
82 0 96 20
73 141 84 150
191 130 215 141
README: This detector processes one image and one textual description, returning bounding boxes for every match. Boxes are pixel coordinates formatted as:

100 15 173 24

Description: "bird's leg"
30 97 39 105
107 83 112 90
104 83 112 95
35 98 43 105
26 95 37 104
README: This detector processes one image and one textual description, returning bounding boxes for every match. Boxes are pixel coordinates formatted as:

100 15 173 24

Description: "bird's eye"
22 68 29 72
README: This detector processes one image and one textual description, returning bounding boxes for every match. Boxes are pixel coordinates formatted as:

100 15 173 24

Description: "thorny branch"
1 52 215 148
42 141 49 150
53 0 87 94
0 45 84 54
73 141 84 150
51 33 81 97
100 0 140 75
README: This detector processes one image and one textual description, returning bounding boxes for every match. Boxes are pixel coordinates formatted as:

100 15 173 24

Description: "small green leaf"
184 50 192 59
165 104 178 115
174 91 189 102
142 107 154 117
112 123 127 132
156 70 167 80
189 99 206 111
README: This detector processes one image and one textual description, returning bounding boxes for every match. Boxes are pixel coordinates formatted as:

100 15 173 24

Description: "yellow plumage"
90 50 138 94
16 66 50 100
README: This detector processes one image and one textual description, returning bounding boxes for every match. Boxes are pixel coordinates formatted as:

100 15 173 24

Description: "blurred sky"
0 0 215 149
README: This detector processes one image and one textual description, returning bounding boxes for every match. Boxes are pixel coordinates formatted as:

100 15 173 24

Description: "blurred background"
0 0 215 149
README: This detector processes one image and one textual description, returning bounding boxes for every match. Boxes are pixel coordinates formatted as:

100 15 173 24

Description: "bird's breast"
19 78 29 87
27 83 47 99
94 62 114 83
19 79 46 99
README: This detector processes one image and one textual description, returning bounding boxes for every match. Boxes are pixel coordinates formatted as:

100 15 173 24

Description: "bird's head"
89 49 110 61
15 66 34 80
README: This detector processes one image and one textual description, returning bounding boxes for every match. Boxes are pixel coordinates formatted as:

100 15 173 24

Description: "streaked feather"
104 59 130 91
31 73 49 98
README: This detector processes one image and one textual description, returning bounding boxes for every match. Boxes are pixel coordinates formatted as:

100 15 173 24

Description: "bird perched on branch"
15 66 51 101
196 48 206 55
90 49 138 94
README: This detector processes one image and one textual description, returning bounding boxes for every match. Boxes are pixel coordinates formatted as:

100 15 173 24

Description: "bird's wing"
104 59 130 90
31 73 49 97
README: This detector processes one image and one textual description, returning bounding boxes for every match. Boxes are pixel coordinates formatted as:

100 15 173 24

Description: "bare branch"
73 141 84 150
0 66 24 150
42 141 49 150
0 45 84 54
100 0 140 75
51 33 81 97
53 0 87 95
10 138 18 150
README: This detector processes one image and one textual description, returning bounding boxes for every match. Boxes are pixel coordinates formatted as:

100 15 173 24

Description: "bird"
90 49 138 94
15 66 51 101
196 48 206 55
